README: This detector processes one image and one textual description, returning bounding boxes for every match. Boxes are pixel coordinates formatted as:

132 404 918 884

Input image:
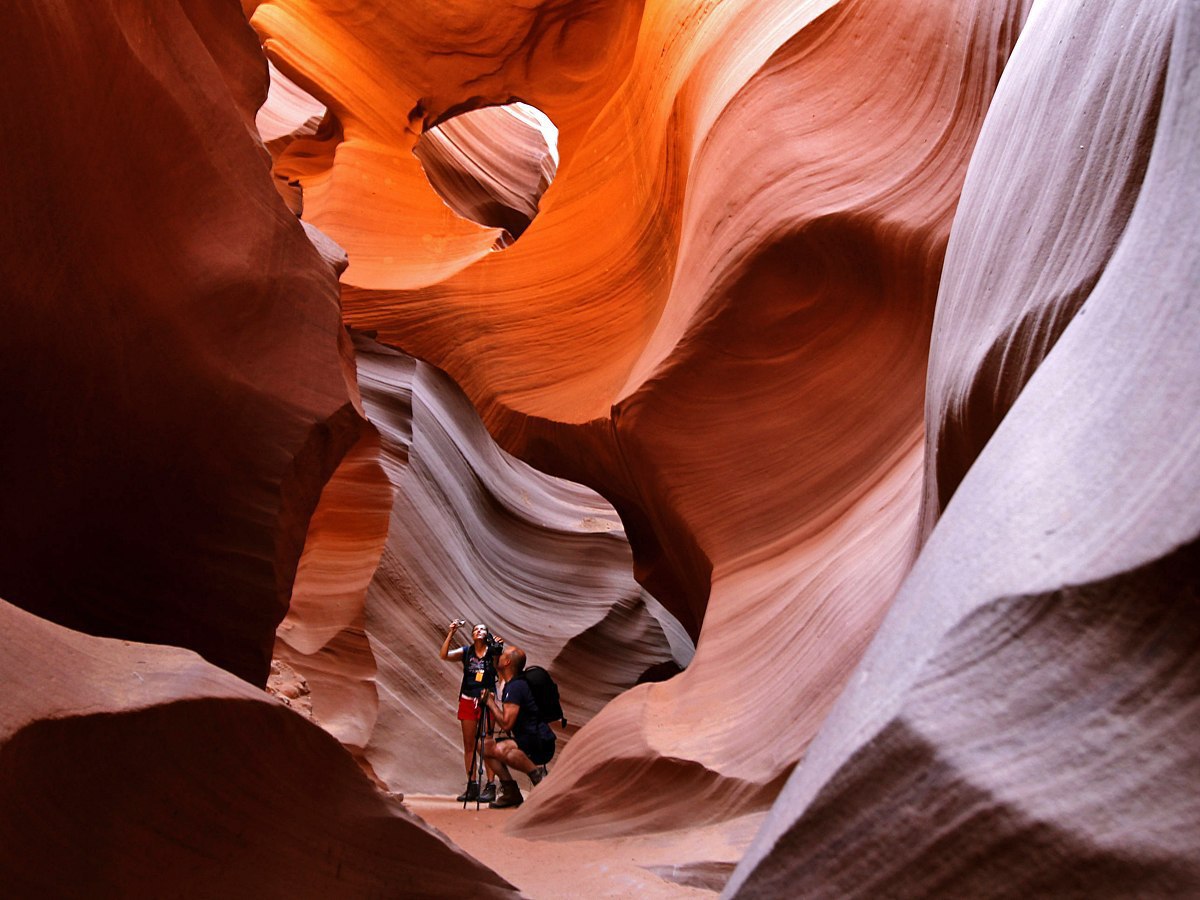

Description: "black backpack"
520 666 566 728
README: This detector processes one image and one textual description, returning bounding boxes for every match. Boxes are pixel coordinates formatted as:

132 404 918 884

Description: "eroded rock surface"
252 0 1034 837
351 335 689 795
257 60 328 213
727 0 1200 893
0 598 516 897
0 0 387 686
920 0 1176 533
414 102 559 248
253 0 645 286
6 0 1196 893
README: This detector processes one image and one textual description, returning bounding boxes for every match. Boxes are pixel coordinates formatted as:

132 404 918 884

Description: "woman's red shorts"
457 694 481 721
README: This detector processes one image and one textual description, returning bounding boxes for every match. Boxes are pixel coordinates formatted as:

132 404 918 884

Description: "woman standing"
439 620 502 802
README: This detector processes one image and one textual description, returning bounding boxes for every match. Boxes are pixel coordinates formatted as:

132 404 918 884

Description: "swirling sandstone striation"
257 60 328 213
0 597 516 897
255 0 1031 835
273 422 394 780
253 0 646 287
920 0 1175 534
515 0 1027 836
413 102 559 248
5 0 1189 892
727 0 1200 894
257 60 326 145
351 335 690 795
0 0 389 686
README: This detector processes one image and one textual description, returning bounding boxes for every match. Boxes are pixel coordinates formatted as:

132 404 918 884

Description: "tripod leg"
473 704 489 808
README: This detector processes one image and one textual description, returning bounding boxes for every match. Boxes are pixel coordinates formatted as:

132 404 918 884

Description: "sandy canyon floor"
411 794 764 898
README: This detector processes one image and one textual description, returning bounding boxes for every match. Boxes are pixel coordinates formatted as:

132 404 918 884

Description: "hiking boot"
528 766 546 788
489 779 523 809
478 782 497 803
455 781 479 803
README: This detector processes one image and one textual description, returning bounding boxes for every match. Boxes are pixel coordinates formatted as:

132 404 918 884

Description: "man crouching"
479 646 556 808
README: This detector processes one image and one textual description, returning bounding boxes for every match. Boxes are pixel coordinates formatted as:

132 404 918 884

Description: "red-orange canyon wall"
0 0 504 892
0 599 516 897
252 0 1035 838
3 0 1198 894
0 0 381 688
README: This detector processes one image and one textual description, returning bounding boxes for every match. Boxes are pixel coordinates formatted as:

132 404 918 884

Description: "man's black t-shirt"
459 643 500 697
502 677 554 742
501 677 538 738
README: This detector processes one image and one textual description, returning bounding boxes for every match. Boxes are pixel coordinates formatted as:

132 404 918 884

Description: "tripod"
461 698 492 809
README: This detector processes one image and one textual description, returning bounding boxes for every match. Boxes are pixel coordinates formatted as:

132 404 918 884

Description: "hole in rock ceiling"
256 61 327 145
413 102 559 250
255 61 331 217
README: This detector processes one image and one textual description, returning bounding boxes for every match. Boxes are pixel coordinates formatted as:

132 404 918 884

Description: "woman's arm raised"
439 621 464 661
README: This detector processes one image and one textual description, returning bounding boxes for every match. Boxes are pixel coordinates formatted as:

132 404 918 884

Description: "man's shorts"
457 694 481 721
514 731 555 766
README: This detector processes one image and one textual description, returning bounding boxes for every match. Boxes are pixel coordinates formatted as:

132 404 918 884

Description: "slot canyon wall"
0 0 512 893
276 332 691 794
727 0 1200 893
253 0 1037 839
2 0 1197 897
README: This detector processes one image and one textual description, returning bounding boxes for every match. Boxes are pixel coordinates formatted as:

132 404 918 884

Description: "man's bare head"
499 646 526 675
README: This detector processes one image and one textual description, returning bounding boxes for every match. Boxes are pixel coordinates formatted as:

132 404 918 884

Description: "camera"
483 630 504 654
453 618 467 627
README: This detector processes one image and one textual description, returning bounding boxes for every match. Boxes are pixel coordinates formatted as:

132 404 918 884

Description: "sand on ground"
407 793 764 899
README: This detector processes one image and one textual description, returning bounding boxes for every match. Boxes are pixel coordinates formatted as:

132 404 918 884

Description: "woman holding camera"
439 620 503 802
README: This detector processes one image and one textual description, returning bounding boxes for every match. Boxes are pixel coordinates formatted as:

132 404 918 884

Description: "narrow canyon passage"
2 0 1197 897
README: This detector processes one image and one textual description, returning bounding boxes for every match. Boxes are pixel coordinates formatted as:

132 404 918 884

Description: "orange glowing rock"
9 0 1195 893
257 0 1032 838
253 0 644 288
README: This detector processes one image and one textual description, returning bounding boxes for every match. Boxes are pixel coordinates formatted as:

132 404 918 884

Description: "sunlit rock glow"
4 0 1197 893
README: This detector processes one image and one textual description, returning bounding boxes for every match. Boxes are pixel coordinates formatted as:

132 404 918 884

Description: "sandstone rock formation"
270 331 689 795
0 0 387 687
0 597 517 898
255 0 1034 836
346 335 689 794
257 60 326 145
253 0 644 287
0 0 506 892
6 0 1198 894
726 0 1200 894
414 102 559 248
257 61 328 213
920 0 1177 535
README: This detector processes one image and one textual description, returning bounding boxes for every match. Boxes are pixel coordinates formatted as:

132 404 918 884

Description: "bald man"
480 645 556 808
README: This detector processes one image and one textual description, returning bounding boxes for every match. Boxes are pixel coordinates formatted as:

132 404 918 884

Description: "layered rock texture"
0 0 498 892
278 333 690 794
414 102 560 248
727 0 1200 894
0 598 516 897
253 0 1036 839
0 0 388 688
4 0 1198 895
